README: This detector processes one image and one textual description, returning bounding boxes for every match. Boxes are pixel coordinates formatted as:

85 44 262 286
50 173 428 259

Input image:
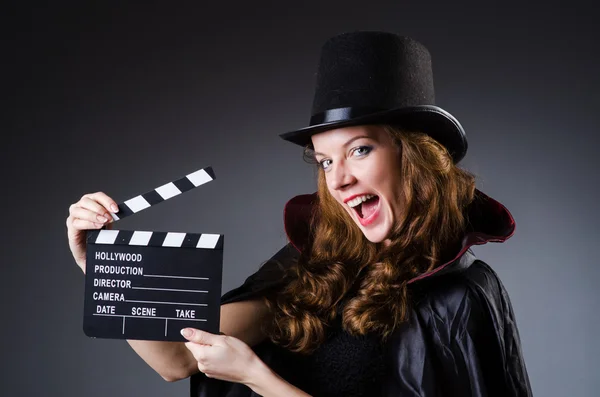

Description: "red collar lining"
283 189 515 283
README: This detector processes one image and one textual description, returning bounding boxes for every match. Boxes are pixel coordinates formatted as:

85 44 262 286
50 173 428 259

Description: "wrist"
243 357 311 397
244 357 272 391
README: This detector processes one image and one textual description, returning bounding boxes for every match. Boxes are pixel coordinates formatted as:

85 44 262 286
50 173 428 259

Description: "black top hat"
279 31 468 163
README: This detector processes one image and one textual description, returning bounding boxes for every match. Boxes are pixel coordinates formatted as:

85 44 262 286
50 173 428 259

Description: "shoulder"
387 260 510 367
387 260 532 395
407 259 507 339
413 258 505 305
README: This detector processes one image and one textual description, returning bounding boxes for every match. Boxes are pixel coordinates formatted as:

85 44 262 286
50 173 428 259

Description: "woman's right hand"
66 192 119 273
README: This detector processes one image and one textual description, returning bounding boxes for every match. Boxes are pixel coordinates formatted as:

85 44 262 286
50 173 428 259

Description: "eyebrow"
312 135 371 157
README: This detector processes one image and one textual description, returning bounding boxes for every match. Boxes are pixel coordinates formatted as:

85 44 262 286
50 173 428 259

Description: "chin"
358 225 392 244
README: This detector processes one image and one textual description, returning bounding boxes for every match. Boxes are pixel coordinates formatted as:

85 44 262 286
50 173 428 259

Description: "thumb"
180 328 220 345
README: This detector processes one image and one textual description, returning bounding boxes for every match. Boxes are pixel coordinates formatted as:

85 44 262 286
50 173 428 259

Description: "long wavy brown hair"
264 125 476 354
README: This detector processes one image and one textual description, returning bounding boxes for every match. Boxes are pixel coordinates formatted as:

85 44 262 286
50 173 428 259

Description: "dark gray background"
3 1 598 396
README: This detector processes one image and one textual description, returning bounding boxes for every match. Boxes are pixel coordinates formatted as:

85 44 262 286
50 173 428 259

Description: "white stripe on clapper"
96 229 119 244
156 182 182 200
197 233 220 249
186 169 212 187
124 195 151 213
163 232 186 247
129 231 153 246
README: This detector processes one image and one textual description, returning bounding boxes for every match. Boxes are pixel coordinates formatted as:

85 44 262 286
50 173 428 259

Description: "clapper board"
83 166 223 342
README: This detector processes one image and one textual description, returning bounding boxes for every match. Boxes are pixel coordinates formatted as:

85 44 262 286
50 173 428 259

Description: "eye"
319 159 332 171
351 145 373 157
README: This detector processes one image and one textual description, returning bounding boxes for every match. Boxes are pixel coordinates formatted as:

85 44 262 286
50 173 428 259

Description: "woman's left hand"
181 328 263 384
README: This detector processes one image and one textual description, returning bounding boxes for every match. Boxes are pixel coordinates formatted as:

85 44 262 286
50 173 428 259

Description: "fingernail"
181 328 193 338
111 204 118 212
97 215 108 222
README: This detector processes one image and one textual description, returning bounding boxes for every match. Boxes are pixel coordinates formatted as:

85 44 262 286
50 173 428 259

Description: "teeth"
347 194 375 208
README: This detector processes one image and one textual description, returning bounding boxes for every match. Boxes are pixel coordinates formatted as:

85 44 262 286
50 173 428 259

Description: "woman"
66 32 532 396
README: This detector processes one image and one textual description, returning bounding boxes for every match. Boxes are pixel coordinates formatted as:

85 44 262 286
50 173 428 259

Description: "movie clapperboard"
83 166 223 342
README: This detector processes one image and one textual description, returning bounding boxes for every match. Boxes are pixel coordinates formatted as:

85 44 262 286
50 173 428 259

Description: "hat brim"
279 105 468 163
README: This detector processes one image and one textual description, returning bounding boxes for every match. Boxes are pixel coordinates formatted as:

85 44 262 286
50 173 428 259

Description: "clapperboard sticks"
83 166 224 342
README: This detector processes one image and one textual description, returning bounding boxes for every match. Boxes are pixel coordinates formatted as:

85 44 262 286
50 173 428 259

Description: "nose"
329 160 356 191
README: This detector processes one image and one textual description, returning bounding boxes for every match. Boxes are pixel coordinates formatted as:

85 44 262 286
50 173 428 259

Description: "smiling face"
311 125 405 244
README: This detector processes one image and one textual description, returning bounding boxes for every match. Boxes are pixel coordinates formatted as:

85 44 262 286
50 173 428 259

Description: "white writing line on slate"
165 319 168 336
131 287 208 293
122 317 125 334
126 300 208 307
144 274 210 280
93 313 207 322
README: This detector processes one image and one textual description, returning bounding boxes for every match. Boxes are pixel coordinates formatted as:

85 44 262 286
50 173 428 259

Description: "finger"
77 197 116 222
69 204 111 226
184 341 210 363
72 218 106 230
69 199 110 224
181 328 221 345
81 192 120 215
196 361 213 377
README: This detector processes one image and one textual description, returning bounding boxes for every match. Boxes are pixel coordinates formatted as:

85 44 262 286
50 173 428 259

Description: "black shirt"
274 314 390 397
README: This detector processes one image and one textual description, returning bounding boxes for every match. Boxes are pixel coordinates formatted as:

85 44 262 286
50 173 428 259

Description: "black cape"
191 190 532 396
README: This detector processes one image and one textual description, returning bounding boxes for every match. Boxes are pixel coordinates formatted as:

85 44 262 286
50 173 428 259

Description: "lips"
344 193 374 204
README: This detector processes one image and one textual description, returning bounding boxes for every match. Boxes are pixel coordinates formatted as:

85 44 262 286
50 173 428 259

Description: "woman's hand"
181 328 264 384
182 328 312 396
66 192 119 273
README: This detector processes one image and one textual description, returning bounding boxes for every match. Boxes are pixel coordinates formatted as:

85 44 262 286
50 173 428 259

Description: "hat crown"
311 32 435 117
279 31 468 164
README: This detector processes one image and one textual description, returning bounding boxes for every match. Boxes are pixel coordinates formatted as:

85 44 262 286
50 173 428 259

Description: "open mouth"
352 195 380 219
